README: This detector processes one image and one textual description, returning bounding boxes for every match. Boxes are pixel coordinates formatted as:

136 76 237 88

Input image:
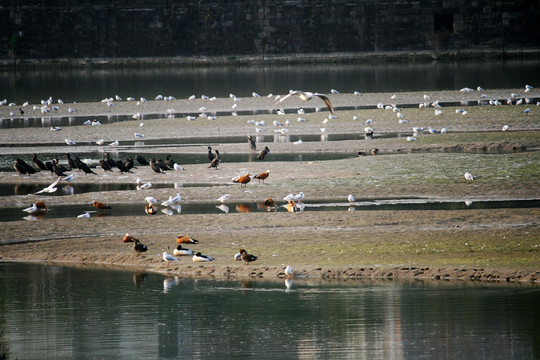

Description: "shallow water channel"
0 262 538 359
3 198 539 223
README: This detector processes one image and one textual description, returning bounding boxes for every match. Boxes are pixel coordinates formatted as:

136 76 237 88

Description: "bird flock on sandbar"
6 84 537 274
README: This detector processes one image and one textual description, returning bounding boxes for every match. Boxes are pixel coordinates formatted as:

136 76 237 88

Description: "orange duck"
123 233 139 243
177 234 199 244
145 204 157 215
233 173 251 187
92 200 111 212
263 198 276 211
254 170 270 184
286 200 299 213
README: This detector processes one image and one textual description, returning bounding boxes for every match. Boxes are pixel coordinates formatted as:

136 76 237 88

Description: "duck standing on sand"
133 240 148 255
232 173 251 187
254 170 270 184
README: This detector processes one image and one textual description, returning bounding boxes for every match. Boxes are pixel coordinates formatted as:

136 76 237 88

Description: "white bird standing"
109 140 119 146
285 266 294 278
34 177 61 194
65 139 76 145
283 193 295 201
170 193 182 203
502 124 510 132
464 172 475 181
217 194 230 203
348 194 355 204
62 174 74 184
145 196 157 205
173 163 184 171
161 196 175 207
163 252 178 265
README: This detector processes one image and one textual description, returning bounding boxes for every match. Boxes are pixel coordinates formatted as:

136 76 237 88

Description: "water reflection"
0 262 538 359
3 61 540 105
1 199 539 223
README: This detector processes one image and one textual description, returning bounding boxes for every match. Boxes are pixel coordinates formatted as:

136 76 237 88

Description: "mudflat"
1 88 539 283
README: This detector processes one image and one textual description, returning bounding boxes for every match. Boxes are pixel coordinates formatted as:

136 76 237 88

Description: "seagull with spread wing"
278 90 334 114
34 176 61 194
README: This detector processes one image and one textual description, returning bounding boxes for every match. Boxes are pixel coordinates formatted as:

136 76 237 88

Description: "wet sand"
1 89 539 283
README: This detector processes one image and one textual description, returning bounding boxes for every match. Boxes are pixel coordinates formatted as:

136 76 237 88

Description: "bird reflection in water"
132 272 148 287
61 185 74 195
235 203 252 213
240 280 255 292
163 276 180 293
95 212 112 218
216 204 229 213
23 213 47 221
285 279 293 292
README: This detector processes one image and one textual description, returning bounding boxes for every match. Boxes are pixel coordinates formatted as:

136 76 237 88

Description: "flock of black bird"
13 152 182 177
14 140 270 176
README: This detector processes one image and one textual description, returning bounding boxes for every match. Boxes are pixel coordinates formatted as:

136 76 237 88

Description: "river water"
1 60 539 359
2 60 540 104
0 262 538 360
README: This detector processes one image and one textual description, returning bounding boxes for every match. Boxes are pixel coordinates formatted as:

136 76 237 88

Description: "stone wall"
1 0 539 61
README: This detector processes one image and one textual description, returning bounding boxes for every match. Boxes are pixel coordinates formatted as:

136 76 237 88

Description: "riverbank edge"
1 257 538 284
2 48 540 69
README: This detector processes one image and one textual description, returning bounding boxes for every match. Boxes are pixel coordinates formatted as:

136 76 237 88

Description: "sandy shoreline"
1 89 539 283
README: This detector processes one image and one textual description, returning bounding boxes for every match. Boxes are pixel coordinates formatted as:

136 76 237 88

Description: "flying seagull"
278 90 334 114
34 176 61 194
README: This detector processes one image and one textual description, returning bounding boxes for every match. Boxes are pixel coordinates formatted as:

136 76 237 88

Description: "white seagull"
145 196 157 205
348 194 355 204
137 182 152 190
77 211 92 219
163 252 178 265
65 139 76 145
278 90 334 114
217 194 230 203
285 266 294 278
464 172 475 181
34 177 61 194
